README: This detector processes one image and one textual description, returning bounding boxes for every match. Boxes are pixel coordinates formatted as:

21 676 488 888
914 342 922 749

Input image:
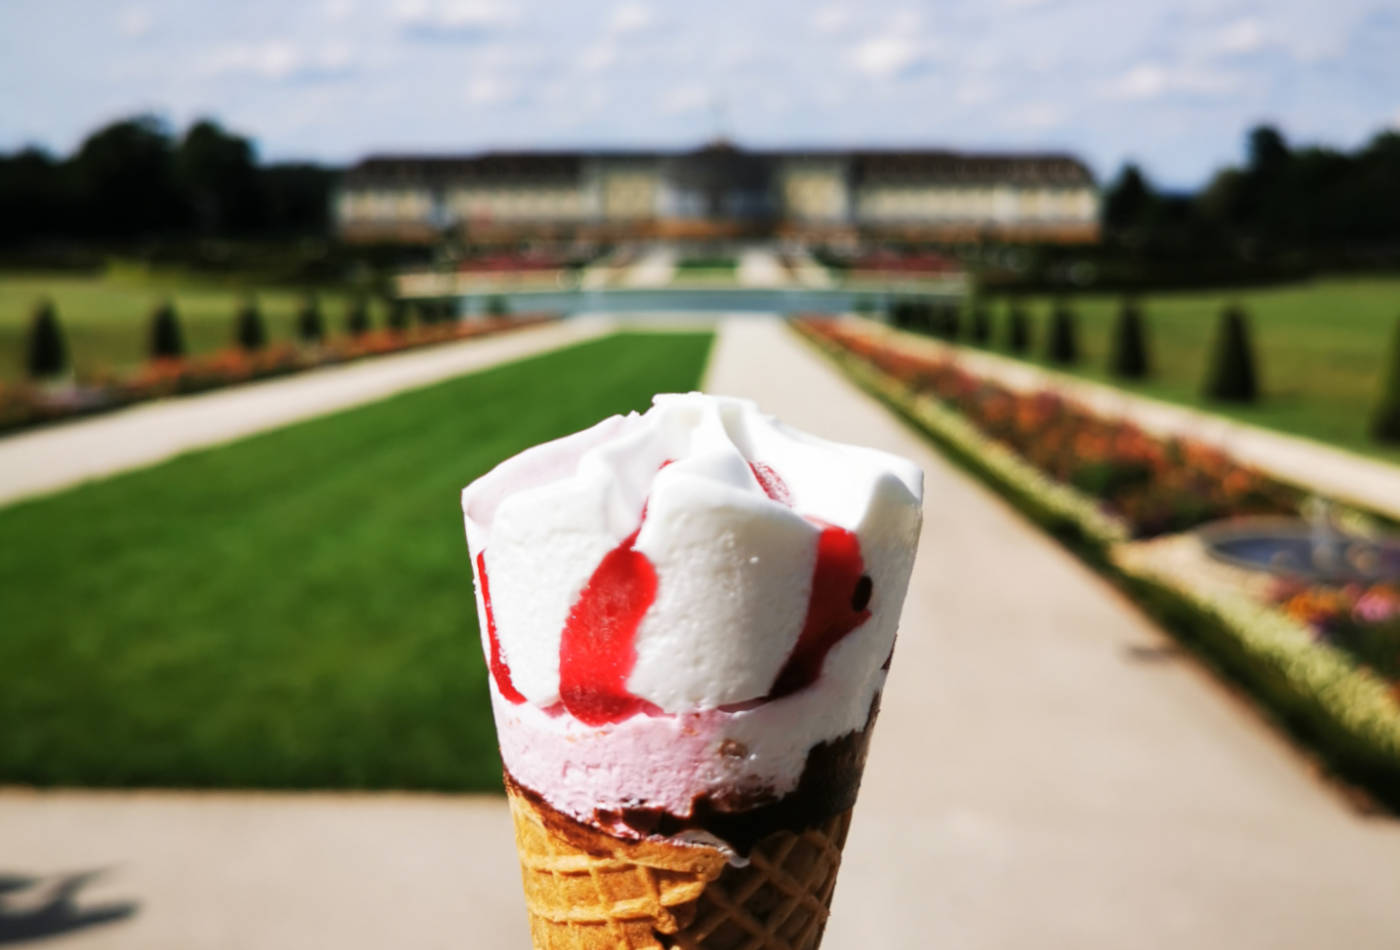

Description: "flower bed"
1274 580 1400 688
802 318 1300 539
795 315 1400 804
0 315 554 436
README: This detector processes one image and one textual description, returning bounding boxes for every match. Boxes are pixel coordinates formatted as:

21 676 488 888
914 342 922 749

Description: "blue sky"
2 0 1398 188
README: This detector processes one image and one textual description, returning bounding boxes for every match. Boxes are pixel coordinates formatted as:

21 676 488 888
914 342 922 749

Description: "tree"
25 299 67 378
386 297 410 333
260 162 336 235
1203 305 1259 402
1007 302 1031 354
939 303 960 341
149 300 185 359
345 296 371 337
1247 125 1289 175
1370 318 1400 443
0 147 72 244
176 119 261 235
296 294 324 342
1109 298 1150 379
1046 301 1079 364
71 115 183 237
969 301 991 345
1104 163 1154 231
235 298 266 351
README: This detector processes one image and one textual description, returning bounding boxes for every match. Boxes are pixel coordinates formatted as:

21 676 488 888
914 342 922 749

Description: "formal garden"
0 270 543 433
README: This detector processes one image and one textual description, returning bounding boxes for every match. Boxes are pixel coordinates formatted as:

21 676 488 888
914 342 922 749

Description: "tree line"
0 115 335 244
1103 124 1400 259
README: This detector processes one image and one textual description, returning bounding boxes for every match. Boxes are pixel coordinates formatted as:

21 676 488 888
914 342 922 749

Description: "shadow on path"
0 870 137 945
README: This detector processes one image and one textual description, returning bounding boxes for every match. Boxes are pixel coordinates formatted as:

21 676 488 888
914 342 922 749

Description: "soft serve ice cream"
462 392 922 859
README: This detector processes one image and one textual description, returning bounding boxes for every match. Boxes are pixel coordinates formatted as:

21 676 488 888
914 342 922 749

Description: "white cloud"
812 5 851 34
1209 17 1265 55
955 80 998 106
848 33 924 80
465 75 514 104
200 41 356 81
607 2 653 34
1101 62 1238 101
577 43 617 73
661 83 710 115
117 5 153 38
393 0 517 33
1006 102 1064 130
322 0 355 22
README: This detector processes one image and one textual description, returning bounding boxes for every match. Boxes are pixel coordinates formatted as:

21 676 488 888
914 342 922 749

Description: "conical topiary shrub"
1109 298 1150 379
1370 317 1400 443
296 294 324 343
345 296 371 337
890 299 918 331
969 302 991 346
149 300 185 360
940 303 961 341
25 298 67 379
235 298 266 352
1203 304 1258 403
1046 301 1079 365
1007 302 1031 354
386 297 410 333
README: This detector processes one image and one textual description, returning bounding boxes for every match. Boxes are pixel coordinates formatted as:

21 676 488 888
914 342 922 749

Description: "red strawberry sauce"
476 460 871 723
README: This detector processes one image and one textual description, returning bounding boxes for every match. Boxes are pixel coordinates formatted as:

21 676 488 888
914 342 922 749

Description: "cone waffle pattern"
508 784 852 949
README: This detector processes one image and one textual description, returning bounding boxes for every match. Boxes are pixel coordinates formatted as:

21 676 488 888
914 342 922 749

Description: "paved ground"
0 319 610 508
619 245 676 287
867 320 1400 521
4 315 1399 949
736 246 789 287
789 247 835 288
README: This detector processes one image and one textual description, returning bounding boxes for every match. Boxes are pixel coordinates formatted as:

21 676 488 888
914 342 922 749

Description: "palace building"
335 142 1099 244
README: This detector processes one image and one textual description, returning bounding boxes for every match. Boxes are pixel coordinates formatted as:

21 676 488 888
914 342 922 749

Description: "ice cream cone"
507 778 852 950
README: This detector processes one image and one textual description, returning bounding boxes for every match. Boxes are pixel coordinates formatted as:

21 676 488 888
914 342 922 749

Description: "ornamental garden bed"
794 315 1400 808
0 315 554 436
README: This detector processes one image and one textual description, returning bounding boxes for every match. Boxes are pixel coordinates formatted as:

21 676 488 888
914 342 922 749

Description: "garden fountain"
1200 501 1400 584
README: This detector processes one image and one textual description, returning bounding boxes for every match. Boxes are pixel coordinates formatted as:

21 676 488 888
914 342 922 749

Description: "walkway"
736 246 790 287
619 245 676 287
865 319 1400 521
0 319 610 508
706 319 1400 948
3 316 1398 949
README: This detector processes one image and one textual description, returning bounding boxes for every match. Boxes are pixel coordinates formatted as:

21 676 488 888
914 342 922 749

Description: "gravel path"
3 315 1397 950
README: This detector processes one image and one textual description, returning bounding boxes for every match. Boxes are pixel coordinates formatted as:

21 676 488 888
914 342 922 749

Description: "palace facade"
335 142 1099 244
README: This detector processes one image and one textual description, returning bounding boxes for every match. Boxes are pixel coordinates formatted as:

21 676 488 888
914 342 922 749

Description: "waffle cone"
507 782 852 949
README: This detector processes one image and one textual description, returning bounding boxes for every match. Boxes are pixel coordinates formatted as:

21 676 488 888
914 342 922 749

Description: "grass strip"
0 331 714 790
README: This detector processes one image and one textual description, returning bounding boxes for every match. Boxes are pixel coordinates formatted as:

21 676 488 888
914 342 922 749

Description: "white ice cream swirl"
461 393 922 844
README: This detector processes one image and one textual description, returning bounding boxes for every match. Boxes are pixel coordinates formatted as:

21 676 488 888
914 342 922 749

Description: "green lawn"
0 270 390 382
977 277 1400 464
0 331 714 790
